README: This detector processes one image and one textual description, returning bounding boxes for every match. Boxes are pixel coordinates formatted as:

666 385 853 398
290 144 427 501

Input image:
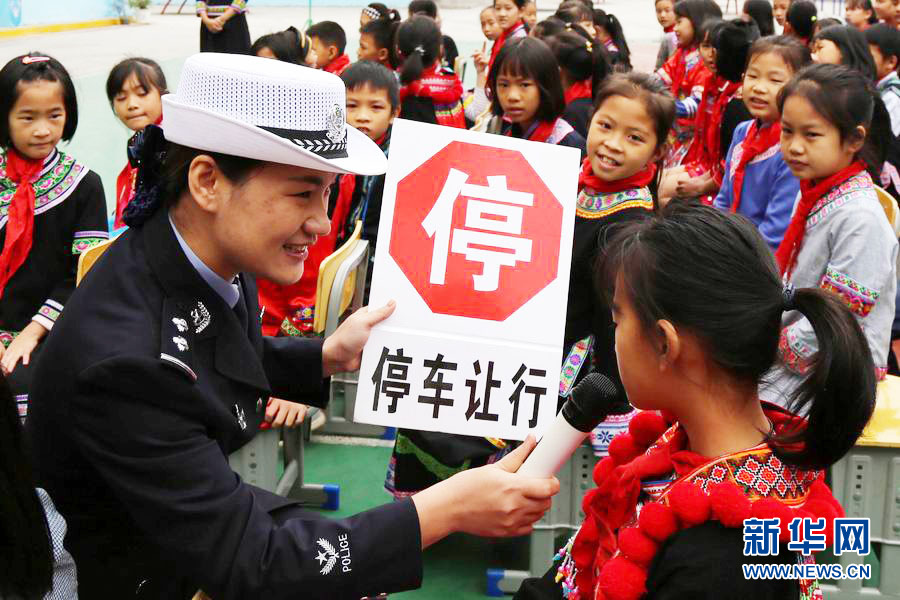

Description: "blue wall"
0 0 126 28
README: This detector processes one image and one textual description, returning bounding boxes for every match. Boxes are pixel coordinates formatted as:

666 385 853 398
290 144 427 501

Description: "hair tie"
123 124 168 228
781 283 797 312
811 15 817 22
585 40 593 52
414 45 425 54
22 56 50 65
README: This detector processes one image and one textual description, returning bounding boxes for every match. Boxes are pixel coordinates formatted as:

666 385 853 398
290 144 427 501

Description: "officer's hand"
321 300 396 376
0 321 46 376
265 398 308 428
412 435 560 547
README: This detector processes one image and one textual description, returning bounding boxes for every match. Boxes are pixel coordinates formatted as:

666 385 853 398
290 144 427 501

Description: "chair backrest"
324 239 370 336
874 185 900 237
313 220 362 333
75 239 115 286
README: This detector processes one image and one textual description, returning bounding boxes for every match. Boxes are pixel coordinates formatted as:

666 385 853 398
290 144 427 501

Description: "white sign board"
354 118 579 440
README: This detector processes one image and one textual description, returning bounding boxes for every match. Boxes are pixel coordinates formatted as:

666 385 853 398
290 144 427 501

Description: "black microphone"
517 372 630 477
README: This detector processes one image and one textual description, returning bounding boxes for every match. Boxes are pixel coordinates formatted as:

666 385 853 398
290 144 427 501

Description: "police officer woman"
28 53 559 599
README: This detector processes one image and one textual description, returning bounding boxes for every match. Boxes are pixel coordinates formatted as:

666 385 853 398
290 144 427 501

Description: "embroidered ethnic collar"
805 170 873 229
576 187 653 220
0 148 86 222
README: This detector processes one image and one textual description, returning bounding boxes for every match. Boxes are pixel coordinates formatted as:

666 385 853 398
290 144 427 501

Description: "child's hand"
675 171 713 197
202 15 223 33
265 398 308 428
0 321 46 376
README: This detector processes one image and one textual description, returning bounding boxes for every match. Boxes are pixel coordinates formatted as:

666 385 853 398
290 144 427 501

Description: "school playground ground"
0 1 845 597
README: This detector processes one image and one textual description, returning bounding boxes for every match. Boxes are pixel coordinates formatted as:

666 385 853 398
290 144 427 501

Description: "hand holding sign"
412 435 561 547
322 300 396 376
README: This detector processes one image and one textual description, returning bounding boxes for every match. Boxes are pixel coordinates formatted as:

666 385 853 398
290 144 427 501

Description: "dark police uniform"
27 206 423 599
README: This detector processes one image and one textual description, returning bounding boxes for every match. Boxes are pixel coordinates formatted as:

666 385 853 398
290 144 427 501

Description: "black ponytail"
594 10 632 70
547 29 612 99
397 15 442 86
777 288 876 469
598 202 875 471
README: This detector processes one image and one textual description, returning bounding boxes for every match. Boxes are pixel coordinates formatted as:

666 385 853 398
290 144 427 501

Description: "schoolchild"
308 21 351 75
763 63 898 406
360 2 400 27
593 10 632 71
358 17 400 69
846 0 879 30
105 57 167 230
743 0 775 36
774 0 792 29
784 0 818 46
654 0 678 69
489 0 529 73
866 22 900 135
520 200 876 600
873 0 900 28
547 27 612 138
0 54 107 413
655 0 723 167
812 24 878 80
408 0 460 72
713 36 809 249
396 16 467 128
197 0 251 54
565 73 675 455
479 37 586 152
251 27 316 66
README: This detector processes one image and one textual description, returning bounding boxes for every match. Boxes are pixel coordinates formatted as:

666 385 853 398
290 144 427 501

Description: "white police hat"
161 53 386 176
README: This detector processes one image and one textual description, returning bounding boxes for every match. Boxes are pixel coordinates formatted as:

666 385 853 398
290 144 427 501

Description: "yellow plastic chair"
75 239 115 286
874 185 900 238
312 220 362 334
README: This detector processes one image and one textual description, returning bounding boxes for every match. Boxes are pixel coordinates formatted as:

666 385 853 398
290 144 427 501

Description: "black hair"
593 9 632 70
366 2 401 21
360 18 400 68
598 202 876 471
122 127 263 227
396 16 442 86
786 0 818 41
0 53 78 149
865 22 900 60
495 0 528 10
673 0 724 47
814 24 877 80
591 72 676 200
847 0 879 24
555 0 593 25
547 30 612 98
250 27 312 65
531 16 567 40
813 17 843 35
0 373 53 599
105 57 168 107
307 21 347 55
341 60 401 109
715 19 759 82
778 63 890 180
698 16 726 46
747 34 812 74
408 0 438 18
487 37 565 122
743 0 775 36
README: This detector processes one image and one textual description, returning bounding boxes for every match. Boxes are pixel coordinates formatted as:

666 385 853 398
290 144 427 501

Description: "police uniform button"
256 397 264 413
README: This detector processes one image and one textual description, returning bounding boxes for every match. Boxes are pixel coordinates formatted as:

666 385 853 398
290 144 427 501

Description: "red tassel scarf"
489 20 526 72
684 76 741 174
399 63 466 128
775 160 867 278
729 120 782 213
0 149 44 300
324 53 351 76
578 157 657 194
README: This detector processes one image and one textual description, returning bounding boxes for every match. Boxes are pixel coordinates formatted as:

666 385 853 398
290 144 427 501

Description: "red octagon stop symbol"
390 141 563 321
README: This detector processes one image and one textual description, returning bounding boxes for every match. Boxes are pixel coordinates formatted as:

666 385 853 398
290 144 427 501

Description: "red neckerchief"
663 46 692 99
0 148 44 300
775 160 867 277
324 53 351 75
684 75 740 173
505 119 556 143
729 120 781 213
663 24 674 33
489 20 526 71
115 115 162 230
399 63 466 128
564 79 593 105
570 405 836 600
578 157 657 194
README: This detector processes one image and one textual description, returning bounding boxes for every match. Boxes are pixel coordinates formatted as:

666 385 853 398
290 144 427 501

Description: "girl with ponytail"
396 15 466 128
593 10 632 71
518 200 877 599
762 63 897 407
547 26 612 138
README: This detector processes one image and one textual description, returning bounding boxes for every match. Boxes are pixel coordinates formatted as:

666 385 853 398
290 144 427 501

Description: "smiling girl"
0 54 107 416
106 57 167 231
713 36 809 249
482 37 586 151
762 63 897 406
489 0 529 72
